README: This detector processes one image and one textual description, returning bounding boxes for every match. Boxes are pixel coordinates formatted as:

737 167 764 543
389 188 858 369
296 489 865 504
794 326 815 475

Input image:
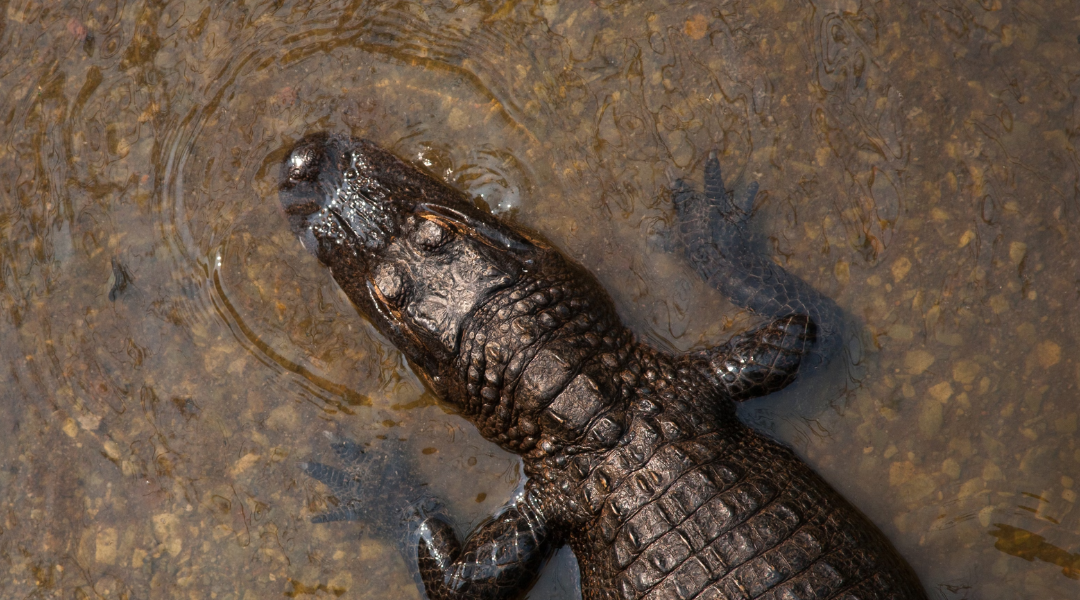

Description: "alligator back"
569 419 923 600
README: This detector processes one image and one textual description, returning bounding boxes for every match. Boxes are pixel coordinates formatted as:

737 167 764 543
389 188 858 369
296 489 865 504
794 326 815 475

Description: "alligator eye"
412 218 452 251
373 263 408 305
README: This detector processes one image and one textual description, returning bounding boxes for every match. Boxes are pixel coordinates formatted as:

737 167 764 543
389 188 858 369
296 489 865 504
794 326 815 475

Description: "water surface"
1 1 1078 598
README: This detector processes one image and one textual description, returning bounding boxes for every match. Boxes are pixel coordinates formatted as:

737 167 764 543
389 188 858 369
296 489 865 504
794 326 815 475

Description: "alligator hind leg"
673 150 842 374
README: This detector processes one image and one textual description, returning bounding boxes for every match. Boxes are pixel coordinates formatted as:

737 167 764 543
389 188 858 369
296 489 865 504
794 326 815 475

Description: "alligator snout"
278 133 400 258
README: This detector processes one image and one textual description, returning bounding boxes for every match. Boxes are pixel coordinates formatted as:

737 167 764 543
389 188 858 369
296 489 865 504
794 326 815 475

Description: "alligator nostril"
281 133 331 186
284 148 320 183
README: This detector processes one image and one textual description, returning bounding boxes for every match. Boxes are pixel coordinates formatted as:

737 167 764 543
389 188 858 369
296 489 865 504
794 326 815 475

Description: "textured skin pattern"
417 502 550 600
279 134 927 600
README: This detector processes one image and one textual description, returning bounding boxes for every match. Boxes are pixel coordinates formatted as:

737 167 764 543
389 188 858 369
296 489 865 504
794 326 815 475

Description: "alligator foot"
299 433 371 523
672 150 843 366
300 431 428 535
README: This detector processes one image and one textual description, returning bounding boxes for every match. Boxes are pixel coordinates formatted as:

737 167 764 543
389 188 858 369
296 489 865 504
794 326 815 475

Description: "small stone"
1016 322 1036 343
952 360 980 384
328 571 354 594
958 478 982 499
684 14 709 40
918 400 943 437
888 323 913 342
103 440 121 461
834 259 850 285
77 413 102 431
989 294 1009 314
228 357 247 375
889 461 915 486
958 230 975 248
891 257 912 283
1008 241 1027 265
447 107 468 131
357 538 387 561
901 473 936 504
231 452 261 477
267 404 299 431
904 350 936 375
1055 414 1078 434
942 458 961 479
935 330 963 346
928 381 953 403
152 513 183 557
1035 341 1061 368
96 528 118 565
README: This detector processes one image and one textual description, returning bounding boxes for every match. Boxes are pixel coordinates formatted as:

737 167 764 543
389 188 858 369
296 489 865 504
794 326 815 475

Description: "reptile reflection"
277 133 927 600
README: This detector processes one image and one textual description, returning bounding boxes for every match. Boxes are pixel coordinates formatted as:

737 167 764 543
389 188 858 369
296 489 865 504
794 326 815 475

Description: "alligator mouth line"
283 199 320 217
328 205 365 246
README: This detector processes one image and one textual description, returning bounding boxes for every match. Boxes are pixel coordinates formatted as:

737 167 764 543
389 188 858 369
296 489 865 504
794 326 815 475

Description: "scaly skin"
277 133 927 600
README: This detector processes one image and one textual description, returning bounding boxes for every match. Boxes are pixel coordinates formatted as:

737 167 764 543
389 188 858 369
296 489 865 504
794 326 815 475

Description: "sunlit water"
1 1 1078 598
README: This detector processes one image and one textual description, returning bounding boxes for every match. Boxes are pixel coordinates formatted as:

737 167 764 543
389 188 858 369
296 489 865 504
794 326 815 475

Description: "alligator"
277 132 928 600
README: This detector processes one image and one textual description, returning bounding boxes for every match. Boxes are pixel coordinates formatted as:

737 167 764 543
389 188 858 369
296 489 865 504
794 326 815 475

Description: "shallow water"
1 0 1078 598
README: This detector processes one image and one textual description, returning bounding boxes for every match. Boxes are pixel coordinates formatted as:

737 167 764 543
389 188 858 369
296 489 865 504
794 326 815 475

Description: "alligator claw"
309 498 367 524
701 150 757 244
737 180 759 217
702 150 729 205
298 459 365 522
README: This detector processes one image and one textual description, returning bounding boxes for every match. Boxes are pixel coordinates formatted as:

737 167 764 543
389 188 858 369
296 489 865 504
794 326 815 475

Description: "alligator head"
278 134 629 453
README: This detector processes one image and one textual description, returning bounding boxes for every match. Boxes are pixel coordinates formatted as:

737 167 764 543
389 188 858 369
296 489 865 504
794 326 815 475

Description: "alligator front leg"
416 497 555 600
689 313 816 401
302 433 553 598
672 151 842 365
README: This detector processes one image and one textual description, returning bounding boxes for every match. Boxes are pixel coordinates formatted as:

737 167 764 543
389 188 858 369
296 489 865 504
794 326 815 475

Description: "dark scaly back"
515 345 926 600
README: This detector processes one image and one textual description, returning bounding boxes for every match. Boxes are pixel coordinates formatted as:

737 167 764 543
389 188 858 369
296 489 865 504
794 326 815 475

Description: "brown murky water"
1 1 1078 598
